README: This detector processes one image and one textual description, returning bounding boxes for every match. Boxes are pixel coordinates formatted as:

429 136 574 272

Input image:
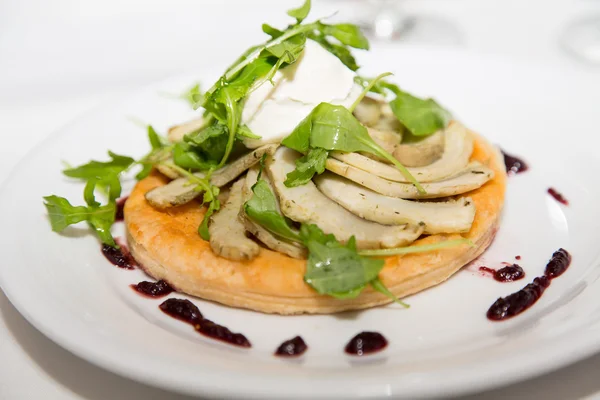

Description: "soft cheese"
241 39 363 148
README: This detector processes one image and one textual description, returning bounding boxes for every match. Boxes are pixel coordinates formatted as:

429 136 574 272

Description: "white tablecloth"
2 0 600 398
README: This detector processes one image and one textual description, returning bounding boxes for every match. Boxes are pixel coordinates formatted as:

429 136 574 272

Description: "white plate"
2 47 600 399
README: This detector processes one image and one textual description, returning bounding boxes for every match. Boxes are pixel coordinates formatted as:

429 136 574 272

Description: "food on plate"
43 0 506 314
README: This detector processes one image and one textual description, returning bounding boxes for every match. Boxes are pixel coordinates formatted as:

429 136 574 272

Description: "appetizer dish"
44 0 506 315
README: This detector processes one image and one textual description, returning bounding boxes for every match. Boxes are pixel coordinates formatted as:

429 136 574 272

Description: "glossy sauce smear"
487 249 571 321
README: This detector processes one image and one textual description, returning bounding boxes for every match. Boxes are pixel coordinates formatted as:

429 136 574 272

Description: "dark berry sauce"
132 280 174 298
515 255 521 260
101 238 136 269
275 336 308 357
544 248 572 279
345 332 388 356
547 188 569 206
159 298 251 348
502 150 528 175
115 196 128 222
479 264 525 282
196 319 251 348
159 298 202 325
487 248 571 321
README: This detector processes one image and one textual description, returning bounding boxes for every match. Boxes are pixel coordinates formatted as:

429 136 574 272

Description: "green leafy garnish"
283 147 328 187
287 0 311 23
63 151 134 183
43 196 117 247
319 23 369 50
355 75 452 137
63 151 134 202
310 34 358 70
282 102 424 193
182 83 204 108
160 162 220 241
358 238 474 256
136 125 170 180
371 277 409 308
389 92 452 137
244 179 301 242
300 225 384 297
198 187 221 240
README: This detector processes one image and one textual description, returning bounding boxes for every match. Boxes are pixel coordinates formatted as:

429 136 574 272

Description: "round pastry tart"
44 4 506 315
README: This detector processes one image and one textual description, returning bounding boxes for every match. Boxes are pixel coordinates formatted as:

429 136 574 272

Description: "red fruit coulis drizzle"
345 332 388 356
131 280 174 298
101 238 137 269
275 336 308 357
479 264 525 282
115 196 128 222
502 150 528 175
547 188 569 205
515 255 521 260
159 298 251 348
487 248 571 321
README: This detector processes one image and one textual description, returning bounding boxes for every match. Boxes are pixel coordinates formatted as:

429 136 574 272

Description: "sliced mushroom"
353 96 382 127
168 117 205 143
315 172 476 234
368 127 401 155
326 158 494 199
145 144 278 209
330 121 473 183
393 129 445 167
240 166 307 259
155 161 181 180
208 178 260 261
266 147 424 249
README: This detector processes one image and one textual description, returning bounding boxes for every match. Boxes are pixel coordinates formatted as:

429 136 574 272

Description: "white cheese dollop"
241 39 363 148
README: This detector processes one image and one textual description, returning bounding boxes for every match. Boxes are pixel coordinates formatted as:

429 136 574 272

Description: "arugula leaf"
172 123 229 171
244 179 301 242
262 23 283 39
63 151 134 181
173 142 218 171
310 34 359 71
282 102 425 193
182 83 204 108
358 238 474 256
63 151 134 201
284 147 328 187
300 225 384 296
237 125 261 140
266 34 306 61
161 162 220 241
319 23 369 50
148 125 163 150
198 188 221 240
43 195 117 247
371 277 409 308
355 75 451 136
136 125 171 180
354 75 401 97
389 92 451 136
287 0 311 23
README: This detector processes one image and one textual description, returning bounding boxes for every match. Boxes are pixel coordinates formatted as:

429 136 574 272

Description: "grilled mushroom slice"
314 172 476 234
145 144 278 209
326 158 494 199
353 96 382 127
393 129 445 167
330 121 473 183
266 147 424 249
208 178 260 261
167 117 205 143
241 166 307 259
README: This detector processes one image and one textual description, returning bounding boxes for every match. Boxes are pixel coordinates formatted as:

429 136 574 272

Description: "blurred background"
1 0 600 399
